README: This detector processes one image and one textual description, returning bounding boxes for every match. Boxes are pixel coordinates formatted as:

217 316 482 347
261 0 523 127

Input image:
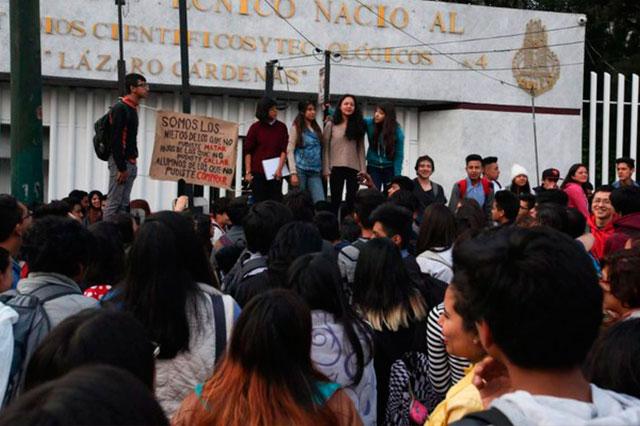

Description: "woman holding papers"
244 97 288 202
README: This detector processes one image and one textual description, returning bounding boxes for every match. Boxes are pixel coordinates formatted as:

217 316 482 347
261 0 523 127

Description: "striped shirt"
426 303 471 394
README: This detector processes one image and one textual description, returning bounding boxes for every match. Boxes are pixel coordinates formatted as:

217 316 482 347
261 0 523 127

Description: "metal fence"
586 71 639 185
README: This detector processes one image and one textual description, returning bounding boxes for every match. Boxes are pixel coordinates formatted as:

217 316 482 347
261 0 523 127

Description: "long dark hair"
24 310 156 391
417 203 457 253
353 238 427 331
286 253 373 385
372 102 398 159
455 198 487 238
152 211 216 287
87 190 104 211
333 94 366 141
120 219 203 359
0 365 169 426
192 290 338 425
267 222 323 288
509 178 531 196
293 100 322 148
561 163 588 190
85 221 125 288
586 318 640 398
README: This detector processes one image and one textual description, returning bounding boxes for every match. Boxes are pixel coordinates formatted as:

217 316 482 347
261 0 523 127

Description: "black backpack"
93 100 125 161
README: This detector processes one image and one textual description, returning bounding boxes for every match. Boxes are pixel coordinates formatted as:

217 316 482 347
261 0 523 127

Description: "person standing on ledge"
323 94 366 214
448 154 494 220
244 97 288 203
364 102 404 192
104 73 148 221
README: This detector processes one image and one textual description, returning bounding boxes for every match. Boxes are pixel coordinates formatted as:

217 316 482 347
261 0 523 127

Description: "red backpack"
457 177 491 199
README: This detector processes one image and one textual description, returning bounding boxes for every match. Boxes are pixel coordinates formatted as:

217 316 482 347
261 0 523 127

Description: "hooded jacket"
587 215 616 261
154 284 239 418
491 384 640 426
605 212 640 256
17 272 98 328
612 212 640 241
0 302 18 403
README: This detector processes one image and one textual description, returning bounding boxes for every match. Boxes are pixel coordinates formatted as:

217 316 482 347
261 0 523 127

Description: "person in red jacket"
587 185 616 262
243 97 288 202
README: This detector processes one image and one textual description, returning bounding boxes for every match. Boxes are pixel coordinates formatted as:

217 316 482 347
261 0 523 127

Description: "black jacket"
111 98 139 172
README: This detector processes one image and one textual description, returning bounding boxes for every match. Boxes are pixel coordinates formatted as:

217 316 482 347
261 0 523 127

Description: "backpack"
0 285 77 406
222 250 268 295
385 351 444 426
457 178 492 199
93 100 126 161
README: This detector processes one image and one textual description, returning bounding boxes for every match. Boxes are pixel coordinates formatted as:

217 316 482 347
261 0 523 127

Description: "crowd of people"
1 93 640 425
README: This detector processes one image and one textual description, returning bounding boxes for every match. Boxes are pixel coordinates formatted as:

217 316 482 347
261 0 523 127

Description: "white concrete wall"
0 0 585 107
419 108 583 194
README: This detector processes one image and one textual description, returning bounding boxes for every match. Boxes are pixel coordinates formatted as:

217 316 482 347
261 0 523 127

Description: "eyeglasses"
136 82 149 88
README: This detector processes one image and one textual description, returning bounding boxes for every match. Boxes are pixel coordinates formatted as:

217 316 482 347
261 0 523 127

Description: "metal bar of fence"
589 72 597 187
602 72 611 185
631 74 639 181
616 73 625 159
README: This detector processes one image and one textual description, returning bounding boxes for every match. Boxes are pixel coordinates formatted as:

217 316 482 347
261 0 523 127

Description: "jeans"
104 156 137 221
297 169 325 203
367 165 395 192
330 166 358 214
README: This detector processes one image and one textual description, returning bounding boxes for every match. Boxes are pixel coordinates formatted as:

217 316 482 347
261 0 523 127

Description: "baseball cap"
542 168 562 181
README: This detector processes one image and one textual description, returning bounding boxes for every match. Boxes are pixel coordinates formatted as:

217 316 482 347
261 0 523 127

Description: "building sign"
0 0 585 106
149 111 238 189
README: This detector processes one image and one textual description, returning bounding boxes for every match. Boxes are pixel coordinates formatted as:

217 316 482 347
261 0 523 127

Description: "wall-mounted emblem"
512 19 561 96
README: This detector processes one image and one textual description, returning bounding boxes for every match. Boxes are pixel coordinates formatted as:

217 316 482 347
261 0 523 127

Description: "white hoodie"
0 302 18 404
492 384 640 426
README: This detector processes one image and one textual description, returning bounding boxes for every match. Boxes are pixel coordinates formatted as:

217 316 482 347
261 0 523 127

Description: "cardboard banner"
149 111 238 189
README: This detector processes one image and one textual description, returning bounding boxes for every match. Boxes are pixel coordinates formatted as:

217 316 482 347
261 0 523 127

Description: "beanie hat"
510 163 529 181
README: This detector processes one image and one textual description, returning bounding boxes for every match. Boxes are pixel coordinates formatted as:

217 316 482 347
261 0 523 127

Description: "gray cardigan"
322 121 366 175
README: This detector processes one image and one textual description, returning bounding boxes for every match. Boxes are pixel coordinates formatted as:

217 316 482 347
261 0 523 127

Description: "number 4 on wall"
475 55 488 69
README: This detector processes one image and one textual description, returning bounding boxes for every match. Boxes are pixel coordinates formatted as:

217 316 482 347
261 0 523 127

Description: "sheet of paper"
262 157 290 180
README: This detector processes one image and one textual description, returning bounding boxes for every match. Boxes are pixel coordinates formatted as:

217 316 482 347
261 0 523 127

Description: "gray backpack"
0 285 77 406
222 250 268 295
